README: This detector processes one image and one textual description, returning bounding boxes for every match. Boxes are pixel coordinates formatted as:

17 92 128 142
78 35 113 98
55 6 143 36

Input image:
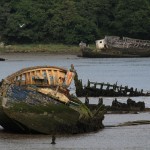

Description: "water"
0 53 150 150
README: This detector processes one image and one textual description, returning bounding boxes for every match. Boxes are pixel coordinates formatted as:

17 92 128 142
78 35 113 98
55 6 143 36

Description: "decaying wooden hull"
80 48 150 58
79 36 150 58
74 74 150 97
0 65 105 134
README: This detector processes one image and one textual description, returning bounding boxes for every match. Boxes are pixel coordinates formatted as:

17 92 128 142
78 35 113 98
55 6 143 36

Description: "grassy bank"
0 43 82 54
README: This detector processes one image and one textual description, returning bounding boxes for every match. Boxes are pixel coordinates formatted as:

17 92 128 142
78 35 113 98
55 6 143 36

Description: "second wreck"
0 65 105 134
74 73 150 97
79 36 150 58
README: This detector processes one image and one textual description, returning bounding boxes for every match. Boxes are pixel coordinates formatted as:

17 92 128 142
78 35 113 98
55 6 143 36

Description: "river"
0 53 150 150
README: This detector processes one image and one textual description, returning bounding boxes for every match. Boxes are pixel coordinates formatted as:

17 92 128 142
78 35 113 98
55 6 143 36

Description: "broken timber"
74 74 150 97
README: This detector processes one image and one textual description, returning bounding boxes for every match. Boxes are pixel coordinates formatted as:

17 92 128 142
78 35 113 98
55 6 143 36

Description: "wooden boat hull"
79 36 150 58
80 48 150 58
0 65 105 134
0 88 104 134
0 100 80 134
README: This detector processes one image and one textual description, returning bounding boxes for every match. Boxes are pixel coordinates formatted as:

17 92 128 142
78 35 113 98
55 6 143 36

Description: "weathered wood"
74 77 150 97
0 65 105 134
105 36 150 49
4 66 74 88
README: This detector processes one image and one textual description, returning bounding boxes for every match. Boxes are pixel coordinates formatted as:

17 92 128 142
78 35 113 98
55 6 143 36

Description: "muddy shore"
0 52 79 62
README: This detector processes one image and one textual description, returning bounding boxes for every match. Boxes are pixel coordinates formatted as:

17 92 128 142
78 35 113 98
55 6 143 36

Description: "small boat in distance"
0 58 5 61
79 36 150 58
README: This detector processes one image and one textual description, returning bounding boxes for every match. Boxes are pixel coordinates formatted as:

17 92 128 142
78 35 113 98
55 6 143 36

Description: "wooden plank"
46 70 50 85
20 74 22 85
51 69 55 85
29 72 32 84
40 70 43 79
25 73 28 85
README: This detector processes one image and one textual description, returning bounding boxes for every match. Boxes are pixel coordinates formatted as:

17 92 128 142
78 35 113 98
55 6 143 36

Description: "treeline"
0 0 150 44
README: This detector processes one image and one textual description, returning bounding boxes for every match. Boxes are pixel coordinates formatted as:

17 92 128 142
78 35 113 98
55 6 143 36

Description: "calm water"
0 53 150 150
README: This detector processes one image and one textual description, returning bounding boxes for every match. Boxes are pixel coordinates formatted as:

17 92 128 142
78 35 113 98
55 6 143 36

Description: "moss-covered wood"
0 65 105 134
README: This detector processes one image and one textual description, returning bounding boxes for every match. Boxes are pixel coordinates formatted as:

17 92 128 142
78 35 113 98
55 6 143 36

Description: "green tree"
43 0 97 44
0 0 11 41
76 0 118 39
113 0 150 39
3 0 49 43
1 0 150 44
93 0 118 37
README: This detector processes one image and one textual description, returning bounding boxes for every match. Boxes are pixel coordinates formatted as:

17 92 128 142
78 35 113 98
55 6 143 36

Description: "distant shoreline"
0 43 81 55
0 52 79 61
0 49 80 61
0 50 80 55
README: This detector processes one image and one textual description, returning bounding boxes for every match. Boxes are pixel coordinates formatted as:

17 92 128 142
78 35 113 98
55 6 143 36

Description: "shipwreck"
79 36 150 58
74 74 150 97
0 65 105 134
